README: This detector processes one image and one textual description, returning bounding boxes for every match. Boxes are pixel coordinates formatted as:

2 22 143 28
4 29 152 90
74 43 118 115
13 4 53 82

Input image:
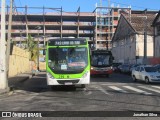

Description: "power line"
18 0 22 6
103 0 159 10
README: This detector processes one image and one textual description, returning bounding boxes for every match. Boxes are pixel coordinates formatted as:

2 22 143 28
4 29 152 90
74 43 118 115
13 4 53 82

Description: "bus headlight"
110 66 113 69
91 67 94 70
82 71 89 78
47 73 54 79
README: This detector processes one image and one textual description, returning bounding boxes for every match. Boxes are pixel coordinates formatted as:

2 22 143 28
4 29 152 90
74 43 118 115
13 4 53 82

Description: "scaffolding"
2 6 95 48
1 5 133 50
93 5 131 50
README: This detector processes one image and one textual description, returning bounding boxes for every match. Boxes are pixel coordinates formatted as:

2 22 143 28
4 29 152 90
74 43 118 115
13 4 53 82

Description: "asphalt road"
0 72 160 119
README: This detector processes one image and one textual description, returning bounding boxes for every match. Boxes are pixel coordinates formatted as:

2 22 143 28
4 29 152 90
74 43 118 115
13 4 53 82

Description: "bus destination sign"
49 39 87 46
55 41 80 45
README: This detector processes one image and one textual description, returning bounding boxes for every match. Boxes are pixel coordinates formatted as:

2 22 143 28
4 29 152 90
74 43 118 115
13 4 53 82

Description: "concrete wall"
112 34 154 64
136 34 153 58
39 62 46 71
9 46 31 77
112 35 136 64
155 36 160 57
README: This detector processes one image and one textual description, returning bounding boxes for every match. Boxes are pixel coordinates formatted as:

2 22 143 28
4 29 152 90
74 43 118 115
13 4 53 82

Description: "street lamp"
35 26 41 71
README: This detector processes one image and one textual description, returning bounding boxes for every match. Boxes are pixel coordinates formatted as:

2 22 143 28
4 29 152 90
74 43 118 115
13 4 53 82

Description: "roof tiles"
125 14 156 35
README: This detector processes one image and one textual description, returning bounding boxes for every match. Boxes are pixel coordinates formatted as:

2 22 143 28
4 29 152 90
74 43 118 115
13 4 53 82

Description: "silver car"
132 65 160 83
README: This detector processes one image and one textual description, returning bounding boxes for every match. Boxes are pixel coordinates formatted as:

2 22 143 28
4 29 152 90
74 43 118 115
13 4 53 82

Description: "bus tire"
81 84 86 88
106 74 109 77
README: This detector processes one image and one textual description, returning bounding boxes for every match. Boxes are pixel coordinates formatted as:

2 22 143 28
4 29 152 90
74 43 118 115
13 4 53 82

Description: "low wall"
9 46 31 77
39 62 46 71
148 57 160 65
31 61 46 71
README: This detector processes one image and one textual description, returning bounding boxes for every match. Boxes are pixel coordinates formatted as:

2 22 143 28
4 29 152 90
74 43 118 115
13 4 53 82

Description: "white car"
132 65 160 83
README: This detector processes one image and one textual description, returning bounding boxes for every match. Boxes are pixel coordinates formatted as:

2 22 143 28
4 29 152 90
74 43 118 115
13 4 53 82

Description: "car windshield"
144 67 157 72
154 64 160 69
48 47 88 74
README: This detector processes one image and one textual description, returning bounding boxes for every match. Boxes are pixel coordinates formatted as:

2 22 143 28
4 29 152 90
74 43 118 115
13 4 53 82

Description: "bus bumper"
90 69 113 75
46 72 90 86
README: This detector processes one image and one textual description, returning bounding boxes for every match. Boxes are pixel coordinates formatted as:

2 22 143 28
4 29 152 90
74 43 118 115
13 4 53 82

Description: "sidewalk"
0 72 37 95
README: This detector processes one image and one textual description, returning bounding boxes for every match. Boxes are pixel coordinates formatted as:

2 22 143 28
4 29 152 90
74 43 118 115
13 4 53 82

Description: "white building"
152 11 160 58
112 13 156 64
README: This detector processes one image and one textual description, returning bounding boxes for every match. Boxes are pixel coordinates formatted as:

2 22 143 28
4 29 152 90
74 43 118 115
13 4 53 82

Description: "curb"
0 87 10 95
0 73 36 95
19 74 33 83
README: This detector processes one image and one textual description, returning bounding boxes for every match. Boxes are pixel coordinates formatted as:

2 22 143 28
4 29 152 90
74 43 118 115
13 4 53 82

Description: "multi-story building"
9 7 95 48
94 6 131 49
1 6 148 50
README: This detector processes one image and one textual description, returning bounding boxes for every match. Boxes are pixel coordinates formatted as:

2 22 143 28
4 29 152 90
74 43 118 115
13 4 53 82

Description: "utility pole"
6 0 13 78
144 9 147 64
95 3 97 50
35 26 41 71
0 0 7 89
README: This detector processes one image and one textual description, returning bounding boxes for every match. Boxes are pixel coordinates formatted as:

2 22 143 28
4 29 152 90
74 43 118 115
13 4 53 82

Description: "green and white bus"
46 38 90 87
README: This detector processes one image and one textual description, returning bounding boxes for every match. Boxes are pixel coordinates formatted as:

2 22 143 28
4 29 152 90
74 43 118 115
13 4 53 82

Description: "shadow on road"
9 72 160 94
9 72 80 93
91 73 133 83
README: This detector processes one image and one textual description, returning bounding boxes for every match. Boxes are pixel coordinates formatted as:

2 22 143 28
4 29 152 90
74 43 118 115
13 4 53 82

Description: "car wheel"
132 75 137 82
145 77 150 84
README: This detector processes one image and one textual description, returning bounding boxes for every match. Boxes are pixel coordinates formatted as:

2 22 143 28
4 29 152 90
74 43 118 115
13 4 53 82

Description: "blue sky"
11 0 160 12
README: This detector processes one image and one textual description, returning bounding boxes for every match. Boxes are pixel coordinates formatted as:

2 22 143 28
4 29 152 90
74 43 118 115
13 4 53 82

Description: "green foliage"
12 41 17 45
26 34 38 62
23 34 45 62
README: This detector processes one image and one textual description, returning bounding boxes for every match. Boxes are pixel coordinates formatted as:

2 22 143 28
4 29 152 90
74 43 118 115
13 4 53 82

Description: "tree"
26 34 38 62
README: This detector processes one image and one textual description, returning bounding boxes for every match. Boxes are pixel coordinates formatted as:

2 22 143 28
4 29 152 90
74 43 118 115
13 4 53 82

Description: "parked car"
117 64 124 73
129 64 141 73
132 65 160 84
112 63 122 72
121 64 131 74
153 64 160 72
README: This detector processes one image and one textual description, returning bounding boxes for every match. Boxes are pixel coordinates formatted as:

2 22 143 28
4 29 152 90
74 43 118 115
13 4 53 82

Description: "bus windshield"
91 54 112 67
48 47 88 74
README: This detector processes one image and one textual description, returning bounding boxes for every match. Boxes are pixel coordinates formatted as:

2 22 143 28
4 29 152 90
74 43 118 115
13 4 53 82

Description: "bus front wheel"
81 84 86 88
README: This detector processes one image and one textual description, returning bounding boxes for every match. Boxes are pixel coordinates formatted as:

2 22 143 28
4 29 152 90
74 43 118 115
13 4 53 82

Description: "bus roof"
48 38 86 41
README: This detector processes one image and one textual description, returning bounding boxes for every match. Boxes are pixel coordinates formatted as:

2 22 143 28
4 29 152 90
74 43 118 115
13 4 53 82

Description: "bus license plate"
65 82 72 85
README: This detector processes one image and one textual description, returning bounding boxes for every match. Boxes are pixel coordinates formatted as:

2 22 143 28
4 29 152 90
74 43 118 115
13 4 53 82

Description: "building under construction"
2 5 156 50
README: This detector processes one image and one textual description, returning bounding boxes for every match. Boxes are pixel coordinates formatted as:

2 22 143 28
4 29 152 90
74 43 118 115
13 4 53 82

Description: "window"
130 35 135 43
140 67 144 72
136 66 140 71
157 25 160 35
144 67 157 72
48 47 88 73
113 42 117 47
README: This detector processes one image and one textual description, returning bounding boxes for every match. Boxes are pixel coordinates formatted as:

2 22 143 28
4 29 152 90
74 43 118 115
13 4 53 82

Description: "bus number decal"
59 75 64 79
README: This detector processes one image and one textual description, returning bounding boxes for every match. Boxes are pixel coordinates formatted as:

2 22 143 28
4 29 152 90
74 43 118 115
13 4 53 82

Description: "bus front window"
48 47 88 73
91 54 111 67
